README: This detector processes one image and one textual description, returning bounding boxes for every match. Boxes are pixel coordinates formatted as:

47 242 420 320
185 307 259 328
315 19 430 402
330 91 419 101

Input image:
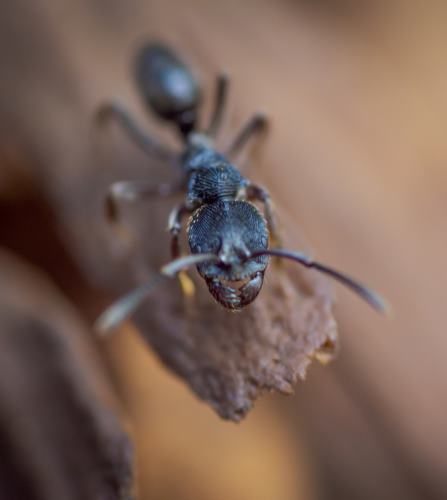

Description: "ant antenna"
250 248 389 313
95 253 218 335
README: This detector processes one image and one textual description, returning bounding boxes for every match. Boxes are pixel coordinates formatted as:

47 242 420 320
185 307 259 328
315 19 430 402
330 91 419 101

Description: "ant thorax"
185 158 247 206
186 131 214 150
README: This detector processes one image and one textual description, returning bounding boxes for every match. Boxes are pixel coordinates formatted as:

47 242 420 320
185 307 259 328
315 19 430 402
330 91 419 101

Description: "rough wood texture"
0 250 134 500
132 263 337 420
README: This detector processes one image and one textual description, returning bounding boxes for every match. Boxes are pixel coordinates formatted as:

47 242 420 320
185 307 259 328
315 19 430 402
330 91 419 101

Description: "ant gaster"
95 43 387 333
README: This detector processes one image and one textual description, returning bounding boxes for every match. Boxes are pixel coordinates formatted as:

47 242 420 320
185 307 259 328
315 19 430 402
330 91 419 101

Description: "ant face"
188 200 269 309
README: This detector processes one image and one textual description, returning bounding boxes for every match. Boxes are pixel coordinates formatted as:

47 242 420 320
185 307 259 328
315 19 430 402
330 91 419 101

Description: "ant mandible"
95 43 387 333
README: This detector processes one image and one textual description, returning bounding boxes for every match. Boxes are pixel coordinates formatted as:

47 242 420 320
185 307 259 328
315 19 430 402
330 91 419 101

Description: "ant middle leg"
96 100 177 163
103 179 180 259
226 112 268 160
105 179 182 227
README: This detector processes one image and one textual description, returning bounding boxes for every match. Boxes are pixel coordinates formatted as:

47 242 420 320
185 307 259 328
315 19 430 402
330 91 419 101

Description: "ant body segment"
95 43 387 333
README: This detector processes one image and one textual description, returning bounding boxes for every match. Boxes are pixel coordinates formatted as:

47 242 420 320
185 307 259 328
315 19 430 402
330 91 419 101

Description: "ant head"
97 203 387 334
188 200 269 309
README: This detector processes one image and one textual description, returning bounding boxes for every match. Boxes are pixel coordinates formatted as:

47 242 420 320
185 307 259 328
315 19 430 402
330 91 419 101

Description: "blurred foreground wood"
107 326 314 500
0 250 133 500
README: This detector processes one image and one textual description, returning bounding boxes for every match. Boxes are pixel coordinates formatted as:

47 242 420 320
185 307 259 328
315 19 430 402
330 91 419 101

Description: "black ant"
95 43 387 333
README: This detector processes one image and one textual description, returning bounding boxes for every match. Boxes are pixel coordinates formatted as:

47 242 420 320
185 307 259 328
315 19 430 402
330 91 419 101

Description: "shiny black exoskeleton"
95 42 387 333
135 44 201 136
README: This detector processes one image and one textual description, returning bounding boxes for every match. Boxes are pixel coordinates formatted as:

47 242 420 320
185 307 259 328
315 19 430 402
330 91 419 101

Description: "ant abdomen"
135 43 201 137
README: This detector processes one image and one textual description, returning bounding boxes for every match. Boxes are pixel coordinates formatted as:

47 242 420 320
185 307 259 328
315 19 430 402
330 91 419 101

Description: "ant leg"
245 183 283 247
206 73 229 138
105 179 182 226
96 101 177 163
104 180 180 258
167 203 196 296
167 202 194 258
226 112 268 159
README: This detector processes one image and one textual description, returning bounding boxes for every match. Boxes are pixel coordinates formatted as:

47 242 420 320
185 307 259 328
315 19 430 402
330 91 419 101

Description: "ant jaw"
205 271 264 310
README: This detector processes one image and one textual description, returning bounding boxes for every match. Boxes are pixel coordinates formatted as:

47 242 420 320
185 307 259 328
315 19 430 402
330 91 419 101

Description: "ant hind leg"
226 112 268 160
96 100 177 164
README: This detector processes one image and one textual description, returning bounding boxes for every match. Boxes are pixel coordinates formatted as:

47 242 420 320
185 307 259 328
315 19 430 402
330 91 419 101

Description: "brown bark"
0 250 134 500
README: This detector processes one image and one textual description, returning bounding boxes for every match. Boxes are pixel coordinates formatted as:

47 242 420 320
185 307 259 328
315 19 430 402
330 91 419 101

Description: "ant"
95 43 387 333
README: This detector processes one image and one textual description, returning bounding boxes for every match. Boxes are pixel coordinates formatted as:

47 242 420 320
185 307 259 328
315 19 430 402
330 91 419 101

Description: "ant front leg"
167 202 196 297
245 183 283 248
96 100 177 164
226 112 268 161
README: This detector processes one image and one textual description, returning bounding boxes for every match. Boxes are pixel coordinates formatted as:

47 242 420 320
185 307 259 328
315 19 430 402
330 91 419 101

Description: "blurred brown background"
0 0 446 499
